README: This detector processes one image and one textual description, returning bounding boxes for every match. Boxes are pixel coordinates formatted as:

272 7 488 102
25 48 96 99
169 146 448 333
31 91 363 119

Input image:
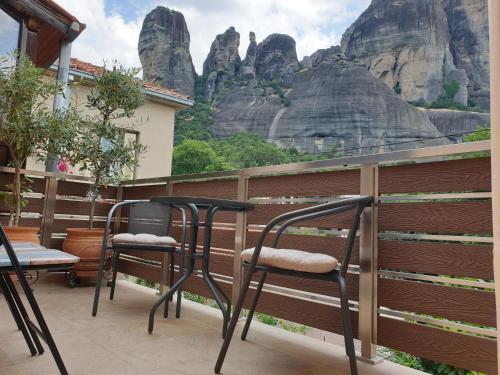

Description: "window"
0 6 21 66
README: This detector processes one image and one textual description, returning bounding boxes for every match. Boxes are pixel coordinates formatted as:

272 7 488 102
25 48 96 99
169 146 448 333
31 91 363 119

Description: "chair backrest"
127 202 172 236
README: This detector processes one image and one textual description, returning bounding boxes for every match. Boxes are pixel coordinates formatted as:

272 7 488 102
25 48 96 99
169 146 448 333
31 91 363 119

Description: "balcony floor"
0 275 423 375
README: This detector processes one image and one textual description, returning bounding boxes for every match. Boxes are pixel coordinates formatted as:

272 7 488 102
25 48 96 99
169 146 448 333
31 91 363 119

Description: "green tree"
0 53 79 226
463 127 490 142
172 140 228 175
174 100 214 145
72 63 146 228
215 132 293 169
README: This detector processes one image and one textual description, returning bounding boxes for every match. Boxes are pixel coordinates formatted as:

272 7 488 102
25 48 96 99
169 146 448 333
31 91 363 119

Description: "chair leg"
175 252 184 319
12 267 68 374
338 276 358 375
92 242 109 317
169 253 175 302
109 251 120 300
149 269 192 333
203 272 230 338
214 265 256 373
241 271 267 341
0 274 38 356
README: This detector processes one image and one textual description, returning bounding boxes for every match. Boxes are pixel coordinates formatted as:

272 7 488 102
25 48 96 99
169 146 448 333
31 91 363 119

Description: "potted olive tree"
62 63 146 284
0 54 79 243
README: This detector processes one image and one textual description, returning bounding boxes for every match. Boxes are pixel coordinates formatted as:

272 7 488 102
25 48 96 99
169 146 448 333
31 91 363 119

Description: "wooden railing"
0 140 495 373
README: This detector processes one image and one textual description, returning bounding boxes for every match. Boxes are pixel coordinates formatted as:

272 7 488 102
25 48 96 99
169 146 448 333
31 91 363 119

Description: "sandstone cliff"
341 0 489 109
138 7 196 98
213 52 449 154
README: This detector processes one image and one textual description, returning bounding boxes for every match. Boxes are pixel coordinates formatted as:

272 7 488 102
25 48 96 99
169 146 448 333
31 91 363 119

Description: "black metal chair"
215 195 373 375
0 223 70 375
92 200 187 318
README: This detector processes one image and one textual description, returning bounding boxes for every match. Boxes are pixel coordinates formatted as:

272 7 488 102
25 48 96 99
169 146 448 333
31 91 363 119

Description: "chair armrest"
246 196 373 275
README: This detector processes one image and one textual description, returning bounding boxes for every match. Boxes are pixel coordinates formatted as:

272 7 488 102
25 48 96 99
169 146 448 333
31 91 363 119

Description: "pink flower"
57 159 68 173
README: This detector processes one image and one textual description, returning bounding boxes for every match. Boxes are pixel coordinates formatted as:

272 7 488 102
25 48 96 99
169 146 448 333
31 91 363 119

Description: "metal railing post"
40 176 58 247
358 163 380 363
231 173 249 310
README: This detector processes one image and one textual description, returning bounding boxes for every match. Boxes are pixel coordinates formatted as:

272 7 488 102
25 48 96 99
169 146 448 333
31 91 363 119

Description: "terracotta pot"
63 228 108 282
3 226 40 244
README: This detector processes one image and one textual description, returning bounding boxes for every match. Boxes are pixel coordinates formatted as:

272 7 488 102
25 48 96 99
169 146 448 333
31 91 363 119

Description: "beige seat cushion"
112 233 177 246
240 246 338 274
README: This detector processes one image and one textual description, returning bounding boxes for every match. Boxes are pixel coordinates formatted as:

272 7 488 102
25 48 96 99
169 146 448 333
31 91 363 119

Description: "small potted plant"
0 53 79 243
62 62 146 284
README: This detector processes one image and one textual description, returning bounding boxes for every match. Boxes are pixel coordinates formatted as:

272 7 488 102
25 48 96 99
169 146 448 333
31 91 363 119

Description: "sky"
54 0 371 75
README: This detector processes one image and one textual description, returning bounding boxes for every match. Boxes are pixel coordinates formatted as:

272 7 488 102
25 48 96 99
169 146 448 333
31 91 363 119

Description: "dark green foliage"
215 133 293 169
172 139 229 175
393 81 402 95
382 349 482 375
174 100 214 145
0 53 79 225
463 126 490 142
444 80 460 99
72 62 147 228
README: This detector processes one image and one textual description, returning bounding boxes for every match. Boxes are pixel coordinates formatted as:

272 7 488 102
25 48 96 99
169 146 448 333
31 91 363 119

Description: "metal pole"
488 1 500 370
358 163 381 363
231 174 249 310
47 41 72 172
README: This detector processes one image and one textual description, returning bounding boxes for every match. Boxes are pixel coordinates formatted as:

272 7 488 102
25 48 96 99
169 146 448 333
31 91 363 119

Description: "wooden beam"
488 0 500 371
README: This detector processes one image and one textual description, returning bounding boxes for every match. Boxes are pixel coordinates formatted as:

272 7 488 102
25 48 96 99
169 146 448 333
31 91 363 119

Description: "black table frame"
147 196 254 337
0 228 71 375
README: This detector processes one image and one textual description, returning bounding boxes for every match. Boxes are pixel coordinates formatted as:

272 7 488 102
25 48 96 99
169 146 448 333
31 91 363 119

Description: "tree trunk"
13 165 21 227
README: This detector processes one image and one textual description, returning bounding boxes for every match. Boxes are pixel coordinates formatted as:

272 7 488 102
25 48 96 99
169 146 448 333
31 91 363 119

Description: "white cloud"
54 0 370 74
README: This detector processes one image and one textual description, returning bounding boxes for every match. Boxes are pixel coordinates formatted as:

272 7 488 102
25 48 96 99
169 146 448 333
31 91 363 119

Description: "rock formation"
203 27 241 101
341 0 489 110
422 108 490 142
213 54 449 154
239 32 258 79
138 7 196 98
254 34 299 83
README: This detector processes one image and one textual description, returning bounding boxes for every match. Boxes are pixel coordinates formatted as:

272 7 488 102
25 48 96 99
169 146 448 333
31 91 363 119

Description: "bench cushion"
112 233 177 246
240 246 338 274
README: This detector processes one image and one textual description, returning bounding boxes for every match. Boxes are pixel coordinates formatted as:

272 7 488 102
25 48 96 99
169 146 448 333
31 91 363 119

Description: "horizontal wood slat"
0 217 41 228
263 272 359 301
379 157 491 194
170 226 236 250
379 201 492 234
0 174 46 194
379 240 494 279
378 317 497 374
0 197 43 214
172 179 238 199
57 180 117 199
117 258 161 283
249 169 360 198
378 278 496 327
248 204 355 228
55 200 114 217
181 275 359 338
52 219 105 233
246 231 360 265
122 184 167 200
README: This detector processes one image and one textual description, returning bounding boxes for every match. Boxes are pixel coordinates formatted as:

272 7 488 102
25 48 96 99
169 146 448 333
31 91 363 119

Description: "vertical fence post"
358 163 380 362
231 173 249 309
40 176 58 248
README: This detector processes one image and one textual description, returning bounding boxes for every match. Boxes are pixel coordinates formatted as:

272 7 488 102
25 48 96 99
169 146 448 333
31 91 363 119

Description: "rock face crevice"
341 0 489 110
138 6 196 98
